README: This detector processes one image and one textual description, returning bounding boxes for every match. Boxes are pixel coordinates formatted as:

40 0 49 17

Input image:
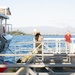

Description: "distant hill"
12 26 75 35
9 30 26 35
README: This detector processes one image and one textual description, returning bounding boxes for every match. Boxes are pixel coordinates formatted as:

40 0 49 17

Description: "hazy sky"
0 0 75 27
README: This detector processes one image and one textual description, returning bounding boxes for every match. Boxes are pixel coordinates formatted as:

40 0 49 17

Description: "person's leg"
65 42 70 53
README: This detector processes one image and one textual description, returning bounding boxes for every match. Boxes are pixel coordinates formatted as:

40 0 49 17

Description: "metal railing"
0 38 75 62
43 38 75 54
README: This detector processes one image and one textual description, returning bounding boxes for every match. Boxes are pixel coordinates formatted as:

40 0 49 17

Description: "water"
0 35 75 64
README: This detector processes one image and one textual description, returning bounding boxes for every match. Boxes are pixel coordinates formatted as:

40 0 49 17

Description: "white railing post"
42 42 44 60
71 39 73 54
56 39 58 54
15 44 16 63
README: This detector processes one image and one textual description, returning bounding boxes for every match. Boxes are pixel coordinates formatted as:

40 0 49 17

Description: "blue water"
0 35 75 64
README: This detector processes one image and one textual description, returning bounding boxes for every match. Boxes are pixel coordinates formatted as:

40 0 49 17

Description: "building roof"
0 14 9 19
0 7 11 15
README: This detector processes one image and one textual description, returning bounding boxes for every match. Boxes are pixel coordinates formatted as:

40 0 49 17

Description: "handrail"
0 53 75 56
0 63 75 68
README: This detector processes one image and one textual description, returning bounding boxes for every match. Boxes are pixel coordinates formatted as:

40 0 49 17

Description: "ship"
0 7 75 75
0 7 12 52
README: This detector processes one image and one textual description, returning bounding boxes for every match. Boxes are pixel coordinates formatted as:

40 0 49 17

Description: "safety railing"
10 38 75 63
42 38 75 54
0 38 75 63
10 38 75 62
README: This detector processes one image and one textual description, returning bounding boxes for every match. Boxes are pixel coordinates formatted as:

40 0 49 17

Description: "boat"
0 7 75 75
0 7 12 52
0 7 13 73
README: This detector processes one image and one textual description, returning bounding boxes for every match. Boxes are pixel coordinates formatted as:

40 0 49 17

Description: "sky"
0 0 75 28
